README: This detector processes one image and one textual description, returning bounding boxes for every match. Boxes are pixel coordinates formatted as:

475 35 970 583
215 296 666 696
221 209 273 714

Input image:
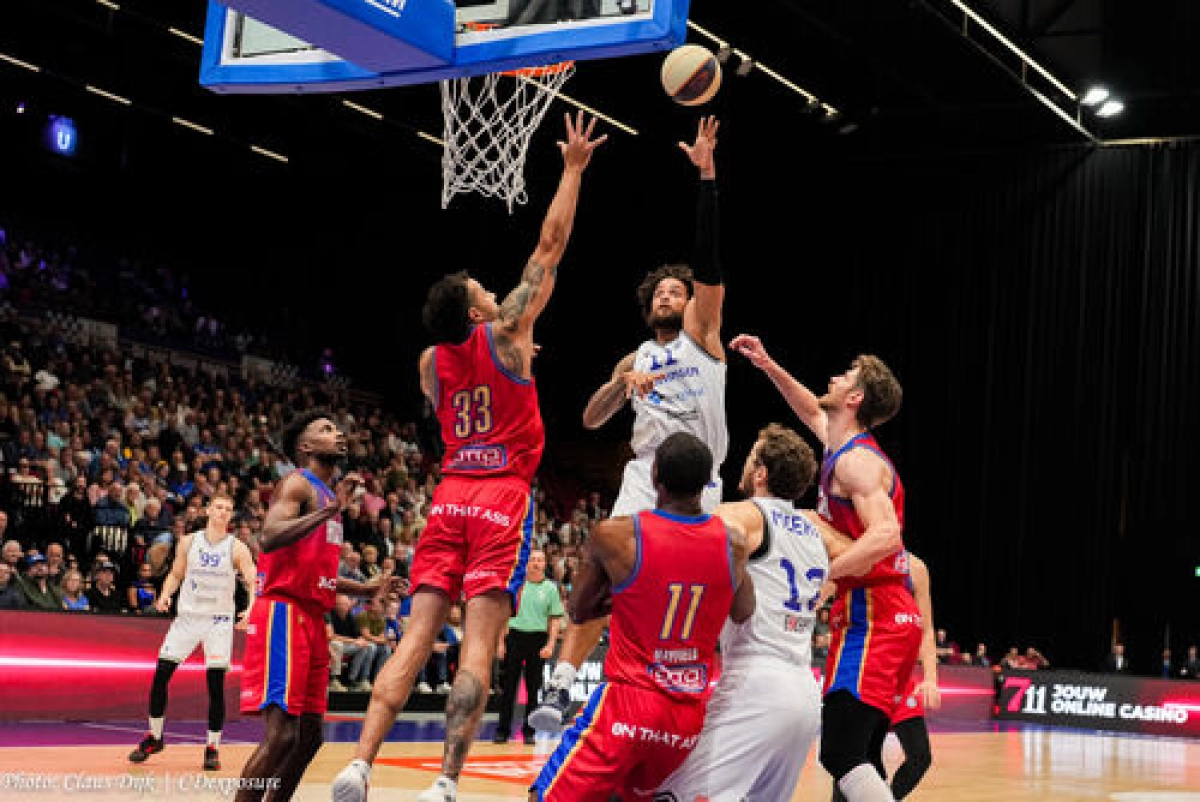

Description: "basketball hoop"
440 28 575 212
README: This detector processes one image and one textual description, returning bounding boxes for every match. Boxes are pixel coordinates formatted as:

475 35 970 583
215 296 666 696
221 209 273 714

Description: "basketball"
661 44 722 106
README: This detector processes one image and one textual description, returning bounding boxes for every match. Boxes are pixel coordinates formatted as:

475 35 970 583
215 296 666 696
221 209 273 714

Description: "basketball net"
440 55 575 212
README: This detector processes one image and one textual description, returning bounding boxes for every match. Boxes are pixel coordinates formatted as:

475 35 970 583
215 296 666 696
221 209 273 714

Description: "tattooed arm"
492 113 605 377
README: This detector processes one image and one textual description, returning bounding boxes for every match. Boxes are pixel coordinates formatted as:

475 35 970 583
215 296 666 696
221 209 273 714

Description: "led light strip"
950 0 1076 101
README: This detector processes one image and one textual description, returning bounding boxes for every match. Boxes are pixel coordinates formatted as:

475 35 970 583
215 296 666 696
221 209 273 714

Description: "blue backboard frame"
200 1 690 94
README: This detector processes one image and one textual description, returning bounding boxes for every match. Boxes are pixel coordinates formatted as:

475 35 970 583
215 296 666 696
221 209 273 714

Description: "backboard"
200 0 688 94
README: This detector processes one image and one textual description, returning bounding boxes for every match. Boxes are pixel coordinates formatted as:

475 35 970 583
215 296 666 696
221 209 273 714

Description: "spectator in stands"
17 553 62 611
44 542 65 586
418 612 461 695
1022 647 1049 670
351 596 391 691
127 561 157 614
972 643 991 667
1103 642 1131 674
1000 647 1021 671
58 476 94 556
87 560 125 613
60 568 90 611
1161 648 1173 679
934 628 959 664
3 536 22 571
328 594 370 694
0 561 23 608
1180 645 1200 679
813 632 831 664
360 544 382 580
94 481 132 528
384 599 403 652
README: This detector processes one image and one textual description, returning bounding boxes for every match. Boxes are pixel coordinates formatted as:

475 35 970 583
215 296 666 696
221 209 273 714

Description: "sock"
351 758 371 775
837 764 894 802
435 775 457 792
149 717 164 739
549 663 577 691
207 731 221 749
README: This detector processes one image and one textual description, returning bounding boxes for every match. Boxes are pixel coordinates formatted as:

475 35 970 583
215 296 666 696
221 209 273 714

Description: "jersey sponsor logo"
448 444 508 470
327 519 344 545
894 612 922 626
783 614 811 634
429 503 512 527
318 576 338 591
464 569 497 582
610 721 699 750
647 661 708 694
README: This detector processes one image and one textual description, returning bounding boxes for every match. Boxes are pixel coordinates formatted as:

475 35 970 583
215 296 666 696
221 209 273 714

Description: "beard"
648 309 683 332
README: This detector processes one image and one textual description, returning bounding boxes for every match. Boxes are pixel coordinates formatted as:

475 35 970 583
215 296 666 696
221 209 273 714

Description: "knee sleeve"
206 667 227 732
149 659 179 718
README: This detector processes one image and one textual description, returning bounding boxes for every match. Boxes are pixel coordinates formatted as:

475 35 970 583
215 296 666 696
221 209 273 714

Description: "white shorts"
611 457 723 518
658 660 821 802
159 612 235 669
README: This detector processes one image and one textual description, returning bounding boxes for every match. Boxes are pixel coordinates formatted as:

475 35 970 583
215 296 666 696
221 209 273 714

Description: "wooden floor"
5 725 1200 801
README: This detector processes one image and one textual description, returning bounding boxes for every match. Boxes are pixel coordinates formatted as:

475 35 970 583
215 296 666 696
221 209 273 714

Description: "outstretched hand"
679 116 719 179
559 111 607 171
729 334 773 370
333 472 363 512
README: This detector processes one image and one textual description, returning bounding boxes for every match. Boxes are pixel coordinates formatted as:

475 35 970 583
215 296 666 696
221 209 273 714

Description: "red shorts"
240 598 330 717
409 476 533 603
531 683 708 802
890 674 925 724
824 583 923 715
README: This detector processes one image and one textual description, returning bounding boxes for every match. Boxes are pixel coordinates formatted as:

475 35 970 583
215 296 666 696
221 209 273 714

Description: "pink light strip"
0 657 242 672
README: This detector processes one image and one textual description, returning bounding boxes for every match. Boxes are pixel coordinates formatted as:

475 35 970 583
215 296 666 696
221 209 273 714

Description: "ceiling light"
1096 100 1124 118
1080 86 1109 106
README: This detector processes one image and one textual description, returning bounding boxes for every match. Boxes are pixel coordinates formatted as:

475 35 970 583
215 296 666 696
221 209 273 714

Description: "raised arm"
827 449 902 580
498 112 606 339
582 352 655 429
909 555 941 709
680 117 725 360
729 334 829 445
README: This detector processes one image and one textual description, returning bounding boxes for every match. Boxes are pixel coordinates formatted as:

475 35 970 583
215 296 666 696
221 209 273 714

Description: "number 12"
780 558 826 612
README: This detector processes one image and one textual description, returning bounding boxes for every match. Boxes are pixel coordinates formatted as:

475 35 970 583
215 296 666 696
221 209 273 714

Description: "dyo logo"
318 576 338 591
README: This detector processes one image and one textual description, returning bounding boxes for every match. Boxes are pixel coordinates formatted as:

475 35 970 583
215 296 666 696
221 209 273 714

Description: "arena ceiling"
2 0 1198 177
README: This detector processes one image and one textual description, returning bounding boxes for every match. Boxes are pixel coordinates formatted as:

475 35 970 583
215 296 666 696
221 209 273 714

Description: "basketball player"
530 432 755 802
831 552 940 802
657 424 850 802
235 411 399 802
729 334 919 802
531 116 727 731
128 493 256 771
331 111 605 802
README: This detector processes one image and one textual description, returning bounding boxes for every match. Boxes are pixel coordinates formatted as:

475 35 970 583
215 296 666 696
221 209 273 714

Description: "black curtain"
725 142 1200 671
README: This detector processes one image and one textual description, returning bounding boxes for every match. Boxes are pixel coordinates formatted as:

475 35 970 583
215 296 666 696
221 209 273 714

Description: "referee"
494 549 564 744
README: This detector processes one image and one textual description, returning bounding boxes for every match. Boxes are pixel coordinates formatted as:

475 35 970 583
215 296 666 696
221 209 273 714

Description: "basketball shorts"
658 659 821 802
409 475 532 604
240 598 330 716
891 674 925 725
611 457 722 518
159 612 235 669
531 682 708 802
824 583 923 715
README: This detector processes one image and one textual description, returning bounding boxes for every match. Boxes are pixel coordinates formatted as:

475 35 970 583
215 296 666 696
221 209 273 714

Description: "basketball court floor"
4 714 1199 801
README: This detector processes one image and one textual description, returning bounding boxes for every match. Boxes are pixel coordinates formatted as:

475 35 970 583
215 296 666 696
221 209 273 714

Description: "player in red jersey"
831 553 940 802
332 112 606 802
729 335 916 802
529 432 755 802
235 411 399 802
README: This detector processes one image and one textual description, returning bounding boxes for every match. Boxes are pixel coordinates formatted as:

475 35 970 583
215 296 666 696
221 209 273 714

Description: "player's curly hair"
279 409 331 463
636 264 694 319
422 270 473 344
853 355 902 429
755 423 817 501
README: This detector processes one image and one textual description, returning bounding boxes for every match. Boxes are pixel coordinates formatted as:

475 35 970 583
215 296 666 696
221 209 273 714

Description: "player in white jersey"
530 117 729 731
128 493 257 771
658 423 851 802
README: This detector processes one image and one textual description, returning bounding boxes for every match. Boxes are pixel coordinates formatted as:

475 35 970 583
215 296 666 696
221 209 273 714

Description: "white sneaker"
415 776 457 802
435 682 452 694
417 681 433 694
328 679 347 693
353 680 372 692
331 759 370 802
